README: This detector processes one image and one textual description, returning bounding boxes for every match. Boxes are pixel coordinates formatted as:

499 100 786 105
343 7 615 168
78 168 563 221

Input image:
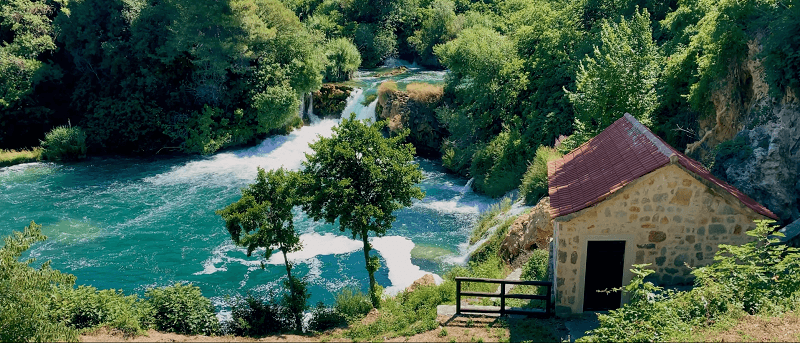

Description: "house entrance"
583 240 626 311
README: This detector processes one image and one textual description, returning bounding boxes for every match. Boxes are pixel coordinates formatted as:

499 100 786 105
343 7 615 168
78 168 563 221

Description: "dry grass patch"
406 83 443 104
0 148 41 167
692 312 800 342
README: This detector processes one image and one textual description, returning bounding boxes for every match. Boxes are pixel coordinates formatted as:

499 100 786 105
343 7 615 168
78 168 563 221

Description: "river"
0 64 496 310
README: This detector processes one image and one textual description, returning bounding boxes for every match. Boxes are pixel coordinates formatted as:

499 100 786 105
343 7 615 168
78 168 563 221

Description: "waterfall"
461 178 475 194
308 92 314 117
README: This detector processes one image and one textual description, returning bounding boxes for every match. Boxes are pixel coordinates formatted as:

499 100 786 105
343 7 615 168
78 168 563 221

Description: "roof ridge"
623 113 675 159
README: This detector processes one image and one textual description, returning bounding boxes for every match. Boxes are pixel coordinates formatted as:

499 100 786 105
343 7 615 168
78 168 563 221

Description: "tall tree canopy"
567 8 660 137
301 114 424 307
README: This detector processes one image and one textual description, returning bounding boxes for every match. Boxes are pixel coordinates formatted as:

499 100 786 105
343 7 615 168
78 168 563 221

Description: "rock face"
312 84 353 118
685 39 800 223
377 82 445 157
499 197 553 264
405 274 436 293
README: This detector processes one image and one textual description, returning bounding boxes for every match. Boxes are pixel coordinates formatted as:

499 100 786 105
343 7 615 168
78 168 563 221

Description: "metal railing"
455 277 553 317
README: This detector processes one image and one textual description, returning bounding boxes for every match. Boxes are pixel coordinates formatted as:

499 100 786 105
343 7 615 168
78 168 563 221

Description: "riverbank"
0 148 40 167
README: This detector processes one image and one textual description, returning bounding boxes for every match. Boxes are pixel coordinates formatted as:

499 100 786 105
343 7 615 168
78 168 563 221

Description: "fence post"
500 281 506 316
546 283 552 316
456 278 461 315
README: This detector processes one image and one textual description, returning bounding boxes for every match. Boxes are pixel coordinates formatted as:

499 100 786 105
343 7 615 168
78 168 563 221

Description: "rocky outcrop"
499 197 553 264
312 84 353 118
377 82 445 157
685 38 800 223
405 274 436 293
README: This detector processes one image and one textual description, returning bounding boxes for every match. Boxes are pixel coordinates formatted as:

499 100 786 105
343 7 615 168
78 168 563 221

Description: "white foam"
194 242 261 275
413 199 480 215
265 233 363 264
145 119 339 186
370 236 442 295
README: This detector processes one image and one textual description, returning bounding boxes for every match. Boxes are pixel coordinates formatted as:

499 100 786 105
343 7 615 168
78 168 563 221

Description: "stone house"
547 114 778 315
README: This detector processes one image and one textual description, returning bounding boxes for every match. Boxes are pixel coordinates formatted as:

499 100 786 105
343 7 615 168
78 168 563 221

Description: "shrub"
519 146 563 205
145 283 219 335
334 287 372 321
40 125 87 161
52 285 147 334
307 302 346 332
227 294 291 336
521 249 549 281
0 222 78 342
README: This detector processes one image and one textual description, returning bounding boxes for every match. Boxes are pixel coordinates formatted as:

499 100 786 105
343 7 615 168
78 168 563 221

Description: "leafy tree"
217 167 307 331
0 221 78 342
301 114 424 307
324 37 361 82
567 8 660 136
407 0 459 67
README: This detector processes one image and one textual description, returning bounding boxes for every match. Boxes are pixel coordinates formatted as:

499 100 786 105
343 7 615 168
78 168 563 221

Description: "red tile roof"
547 113 778 219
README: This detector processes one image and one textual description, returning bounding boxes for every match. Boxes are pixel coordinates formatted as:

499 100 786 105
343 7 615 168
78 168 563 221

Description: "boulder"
405 274 436 293
499 197 553 264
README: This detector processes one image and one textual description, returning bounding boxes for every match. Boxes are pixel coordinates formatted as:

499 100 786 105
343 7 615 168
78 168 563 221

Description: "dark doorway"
583 240 626 311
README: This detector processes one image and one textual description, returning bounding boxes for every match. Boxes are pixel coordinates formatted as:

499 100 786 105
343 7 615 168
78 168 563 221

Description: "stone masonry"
553 163 769 314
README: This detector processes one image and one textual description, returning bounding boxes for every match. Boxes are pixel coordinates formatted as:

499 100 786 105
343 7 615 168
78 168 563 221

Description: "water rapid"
0 65 491 309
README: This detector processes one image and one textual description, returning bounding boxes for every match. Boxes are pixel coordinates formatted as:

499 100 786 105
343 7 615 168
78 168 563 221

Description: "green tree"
567 8 660 136
407 0 459 67
301 114 424 307
324 37 361 82
217 167 307 331
0 221 78 342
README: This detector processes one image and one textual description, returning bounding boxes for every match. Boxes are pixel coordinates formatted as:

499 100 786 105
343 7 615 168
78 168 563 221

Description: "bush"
519 146 563 205
145 283 219 335
52 286 147 334
227 294 291 336
307 302 346 332
40 125 87 161
521 249 549 281
324 38 361 82
0 222 78 342
335 288 372 321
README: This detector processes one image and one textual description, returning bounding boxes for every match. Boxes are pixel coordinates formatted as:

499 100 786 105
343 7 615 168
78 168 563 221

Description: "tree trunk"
361 230 380 308
282 249 303 332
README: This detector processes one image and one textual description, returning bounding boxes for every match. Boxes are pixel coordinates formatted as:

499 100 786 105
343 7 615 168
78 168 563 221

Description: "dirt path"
81 314 567 342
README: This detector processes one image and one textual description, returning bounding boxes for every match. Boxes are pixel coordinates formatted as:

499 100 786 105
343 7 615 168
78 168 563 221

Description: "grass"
0 148 41 167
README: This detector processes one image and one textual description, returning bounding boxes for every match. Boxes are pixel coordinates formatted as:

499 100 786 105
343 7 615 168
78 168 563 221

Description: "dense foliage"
301 114 424 307
3 0 798 200
0 221 78 342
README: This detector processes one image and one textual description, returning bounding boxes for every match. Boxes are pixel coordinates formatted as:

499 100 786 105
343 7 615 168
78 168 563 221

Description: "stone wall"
553 163 768 314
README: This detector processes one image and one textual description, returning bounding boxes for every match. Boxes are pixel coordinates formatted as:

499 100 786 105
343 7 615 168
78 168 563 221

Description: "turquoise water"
0 67 495 310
